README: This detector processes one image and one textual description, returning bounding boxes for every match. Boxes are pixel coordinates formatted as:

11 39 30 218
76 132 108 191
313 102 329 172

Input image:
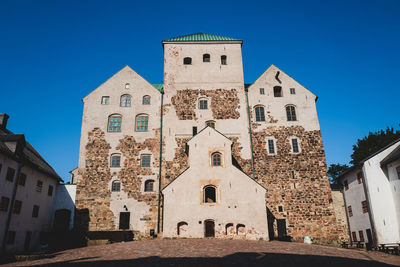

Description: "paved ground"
3 239 400 266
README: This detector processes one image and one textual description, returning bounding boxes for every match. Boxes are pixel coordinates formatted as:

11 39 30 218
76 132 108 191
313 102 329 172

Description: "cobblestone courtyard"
4 239 400 266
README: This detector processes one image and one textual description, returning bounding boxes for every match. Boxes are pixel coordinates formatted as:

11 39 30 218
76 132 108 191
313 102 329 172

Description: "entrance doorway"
277 219 287 239
53 209 71 232
119 212 130 229
24 231 32 251
204 220 215 237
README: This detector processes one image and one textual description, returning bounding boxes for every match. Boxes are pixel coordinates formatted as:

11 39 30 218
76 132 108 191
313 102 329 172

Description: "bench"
381 243 399 255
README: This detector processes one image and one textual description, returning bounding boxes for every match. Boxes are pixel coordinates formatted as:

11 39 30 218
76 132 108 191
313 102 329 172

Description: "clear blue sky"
1 0 399 182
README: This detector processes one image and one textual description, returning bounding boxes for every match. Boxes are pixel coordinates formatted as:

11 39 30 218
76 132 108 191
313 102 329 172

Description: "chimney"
0 114 9 130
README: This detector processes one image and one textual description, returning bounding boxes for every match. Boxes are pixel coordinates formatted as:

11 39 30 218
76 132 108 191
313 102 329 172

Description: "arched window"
144 180 154 192
112 180 121 192
199 99 208 109
254 106 265 122
273 86 282 97
206 120 215 129
120 94 131 107
108 114 122 132
203 54 210 62
221 55 227 65
286 105 297 121
226 223 234 235
211 152 222 167
203 185 216 203
136 114 149 132
110 154 121 167
125 83 130 89
236 224 246 235
142 95 151 105
183 57 192 65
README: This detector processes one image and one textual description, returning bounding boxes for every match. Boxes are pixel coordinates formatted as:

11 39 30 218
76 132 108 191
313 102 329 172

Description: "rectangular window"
101 96 110 105
359 230 365 242
141 155 151 167
48 185 54 196
290 88 296 94
361 200 368 213
352 231 357 242
6 167 15 182
13 200 22 214
36 180 43 192
260 88 265 95
291 171 295 179
0 196 10 212
111 155 121 167
348 205 353 217
199 100 208 109
136 116 149 132
344 180 349 190
6 231 16 245
397 166 400 179
192 126 197 136
108 116 122 132
18 173 26 186
32 205 39 218
291 138 299 153
357 172 363 184
268 139 275 154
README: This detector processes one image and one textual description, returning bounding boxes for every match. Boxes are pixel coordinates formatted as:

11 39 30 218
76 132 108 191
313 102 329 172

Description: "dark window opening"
255 106 265 122
206 120 215 129
119 212 130 229
177 221 188 235
144 180 154 192
362 200 368 213
225 223 234 235
292 138 299 153
268 139 275 154
6 231 16 245
6 167 15 182
1 196 10 212
273 86 283 97
290 88 296 94
211 153 221 166
278 205 283 212
36 180 43 192
204 186 216 203
13 200 22 214
352 231 357 242
192 126 197 136
48 185 54 196
348 205 353 217
183 57 192 65
32 205 40 218
18 173 26 186
237 224 246 236
221 55 227 65
112 181 121 192
286 105 297 121
205 220 215 237
260 88 265 95
359 230 365 242
203 54 210 62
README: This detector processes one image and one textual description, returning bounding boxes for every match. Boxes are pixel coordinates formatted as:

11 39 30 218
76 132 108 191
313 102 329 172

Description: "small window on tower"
101 96 110 105
221 55 227 65
203 54 210 62
183 57 192 65
290 88 296 94
260 88 265 95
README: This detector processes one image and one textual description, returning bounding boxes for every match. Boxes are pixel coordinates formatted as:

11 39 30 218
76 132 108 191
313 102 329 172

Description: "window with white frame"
291 138 300 153
267 139 276 154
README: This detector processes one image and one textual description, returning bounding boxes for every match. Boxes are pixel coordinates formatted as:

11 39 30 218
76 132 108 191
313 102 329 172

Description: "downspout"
245 87 256 179
361 165 378 247
1 162 23 255
157 91 164 234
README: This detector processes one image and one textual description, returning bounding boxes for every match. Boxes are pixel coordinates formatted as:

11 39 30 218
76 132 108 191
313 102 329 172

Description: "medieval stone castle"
74 33 348 244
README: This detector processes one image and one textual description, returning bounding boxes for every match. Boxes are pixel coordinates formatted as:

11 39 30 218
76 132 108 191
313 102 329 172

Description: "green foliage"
350 126 400 165
328 163 349 184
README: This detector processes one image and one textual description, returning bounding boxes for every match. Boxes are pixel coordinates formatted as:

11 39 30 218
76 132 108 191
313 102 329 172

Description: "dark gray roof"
381 144 400 166
0 128 63 182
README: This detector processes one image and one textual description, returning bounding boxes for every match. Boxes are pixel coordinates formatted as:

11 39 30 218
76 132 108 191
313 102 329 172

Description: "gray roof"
0 128 63 182
381 144 400 166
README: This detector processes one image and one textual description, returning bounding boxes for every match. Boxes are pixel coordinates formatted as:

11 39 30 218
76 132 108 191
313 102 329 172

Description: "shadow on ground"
33 252 399 267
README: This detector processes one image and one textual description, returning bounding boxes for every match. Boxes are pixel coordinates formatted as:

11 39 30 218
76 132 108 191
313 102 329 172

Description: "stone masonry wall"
171 89 240 120
251 125 349 244
75 128 115 231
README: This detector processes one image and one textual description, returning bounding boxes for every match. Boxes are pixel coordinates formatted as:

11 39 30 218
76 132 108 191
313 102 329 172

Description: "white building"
0 114 63 253
339 139 400 246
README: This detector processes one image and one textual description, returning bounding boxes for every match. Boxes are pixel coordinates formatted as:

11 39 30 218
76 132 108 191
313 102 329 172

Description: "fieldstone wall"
163 138 189 187
252 125 349 244
171 89 240 120
75 128 115 231
230 137 252 177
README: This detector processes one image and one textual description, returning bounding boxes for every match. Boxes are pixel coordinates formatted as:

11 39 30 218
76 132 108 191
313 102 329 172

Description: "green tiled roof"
152 84 164 92
163 33 241 42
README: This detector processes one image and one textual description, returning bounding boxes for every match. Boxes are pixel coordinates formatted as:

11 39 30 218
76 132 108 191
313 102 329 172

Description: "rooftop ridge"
162 32 242 42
